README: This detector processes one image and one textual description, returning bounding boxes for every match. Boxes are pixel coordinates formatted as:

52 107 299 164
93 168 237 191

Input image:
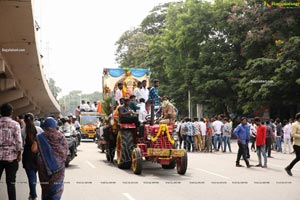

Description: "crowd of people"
0 103 68 200
111 79 177 129
175 114 300 173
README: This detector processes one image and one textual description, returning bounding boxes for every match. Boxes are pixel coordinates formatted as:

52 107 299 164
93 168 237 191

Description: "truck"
79 112 101 140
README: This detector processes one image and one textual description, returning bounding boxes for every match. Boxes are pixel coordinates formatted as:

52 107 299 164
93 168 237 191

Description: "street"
1 140 299 200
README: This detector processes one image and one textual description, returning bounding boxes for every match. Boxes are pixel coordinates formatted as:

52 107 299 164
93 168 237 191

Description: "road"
1 140 299 200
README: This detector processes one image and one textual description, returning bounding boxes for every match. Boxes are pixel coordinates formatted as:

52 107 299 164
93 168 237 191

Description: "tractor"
114 118 187 175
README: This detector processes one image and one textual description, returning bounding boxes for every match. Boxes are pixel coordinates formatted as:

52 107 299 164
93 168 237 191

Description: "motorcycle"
64 131 78 167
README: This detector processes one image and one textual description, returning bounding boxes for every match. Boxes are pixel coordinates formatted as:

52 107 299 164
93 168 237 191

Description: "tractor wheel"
116 130 134 169
177 151 188 175
162 159 176 169
132 148 142 174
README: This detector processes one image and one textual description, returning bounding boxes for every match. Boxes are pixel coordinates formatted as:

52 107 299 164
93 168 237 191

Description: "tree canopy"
115 0 300 119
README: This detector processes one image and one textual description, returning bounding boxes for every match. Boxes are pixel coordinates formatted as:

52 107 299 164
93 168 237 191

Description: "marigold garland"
151 124 174 145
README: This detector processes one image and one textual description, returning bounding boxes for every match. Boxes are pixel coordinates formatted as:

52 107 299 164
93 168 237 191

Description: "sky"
34 0 178 98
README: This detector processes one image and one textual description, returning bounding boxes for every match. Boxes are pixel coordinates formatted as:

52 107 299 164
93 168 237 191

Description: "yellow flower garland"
151 124 174 145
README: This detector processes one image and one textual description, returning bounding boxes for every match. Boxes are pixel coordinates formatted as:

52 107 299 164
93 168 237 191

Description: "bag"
31 141 38 153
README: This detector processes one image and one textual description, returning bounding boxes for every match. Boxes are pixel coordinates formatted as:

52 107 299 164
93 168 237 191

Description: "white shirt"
82 103 90 111
212 120 223 134
138 103 149 123
283 123 292 139
90 104 97 112
133 88 143 101
250 124 257 136
199 121 207 136
115 89 123 104
140 87 149 101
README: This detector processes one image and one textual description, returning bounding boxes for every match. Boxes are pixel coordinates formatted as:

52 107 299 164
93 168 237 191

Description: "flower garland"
151 124 174 145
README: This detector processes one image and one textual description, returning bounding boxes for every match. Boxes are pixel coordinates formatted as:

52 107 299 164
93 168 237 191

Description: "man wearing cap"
158 96 177 124
233 117 252 168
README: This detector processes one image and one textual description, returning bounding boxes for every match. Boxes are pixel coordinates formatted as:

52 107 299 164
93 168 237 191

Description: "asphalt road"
1 140 299 200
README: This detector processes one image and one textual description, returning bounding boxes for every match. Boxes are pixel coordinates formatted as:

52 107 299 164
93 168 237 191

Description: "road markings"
123 193 136 200
86 161 96 169
195 168 230 179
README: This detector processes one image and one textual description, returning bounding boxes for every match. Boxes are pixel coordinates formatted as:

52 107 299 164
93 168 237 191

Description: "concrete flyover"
0 0 60 117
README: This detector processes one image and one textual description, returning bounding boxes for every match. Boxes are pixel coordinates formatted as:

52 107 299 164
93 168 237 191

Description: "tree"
48 78 61 100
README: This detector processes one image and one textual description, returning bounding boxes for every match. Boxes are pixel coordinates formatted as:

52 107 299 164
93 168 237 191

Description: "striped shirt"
0 117 23 161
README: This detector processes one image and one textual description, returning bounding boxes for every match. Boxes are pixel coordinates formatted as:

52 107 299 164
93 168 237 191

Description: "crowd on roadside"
175 116 294 155
175 113 300 175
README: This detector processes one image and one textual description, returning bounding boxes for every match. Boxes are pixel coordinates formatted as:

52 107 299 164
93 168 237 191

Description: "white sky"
34 0 179 98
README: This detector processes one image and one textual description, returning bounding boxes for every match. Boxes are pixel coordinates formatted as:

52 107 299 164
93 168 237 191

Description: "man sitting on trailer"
158 96 177 125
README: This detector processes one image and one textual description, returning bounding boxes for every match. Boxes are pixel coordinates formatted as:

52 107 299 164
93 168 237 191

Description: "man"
183 118 195 152
90 101 97 112
212 116 223 151
129 95 140 112
199 118 207 151
113 98 125 122
115 82 123 105
119 98 139 127
254 117 267 168
234 117 251 168
82 101 90 112
140 80 149 101
223 118 232 153
265 121 274 158
133 81 143 102
193 118 201 152
75 106 80 120
282 119 292 154
138 99 151 137
80 100 85 111
179 118 187 150
0 103 23 200
275 118 283 152
285 113 300 176
148 79 160 107
159 97 177 124
250 119 257 152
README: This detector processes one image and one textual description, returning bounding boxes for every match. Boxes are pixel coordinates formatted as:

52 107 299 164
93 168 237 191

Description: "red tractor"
115 122 187 175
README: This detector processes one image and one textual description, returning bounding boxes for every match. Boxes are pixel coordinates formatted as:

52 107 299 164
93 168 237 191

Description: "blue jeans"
25 169 38 198
223 136 231 152
256 145 267 166
276 137 282 152
186 135 194 152
213 134 223 151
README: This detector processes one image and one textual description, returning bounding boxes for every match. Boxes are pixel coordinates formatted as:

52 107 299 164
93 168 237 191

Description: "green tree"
48 78 61 100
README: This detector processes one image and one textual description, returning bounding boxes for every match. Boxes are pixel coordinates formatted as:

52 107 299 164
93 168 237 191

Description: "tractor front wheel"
177 151 187 175
132 148 142 174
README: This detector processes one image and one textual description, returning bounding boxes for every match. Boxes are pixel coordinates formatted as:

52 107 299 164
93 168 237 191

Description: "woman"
22 113 43 200
36 117 68 200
